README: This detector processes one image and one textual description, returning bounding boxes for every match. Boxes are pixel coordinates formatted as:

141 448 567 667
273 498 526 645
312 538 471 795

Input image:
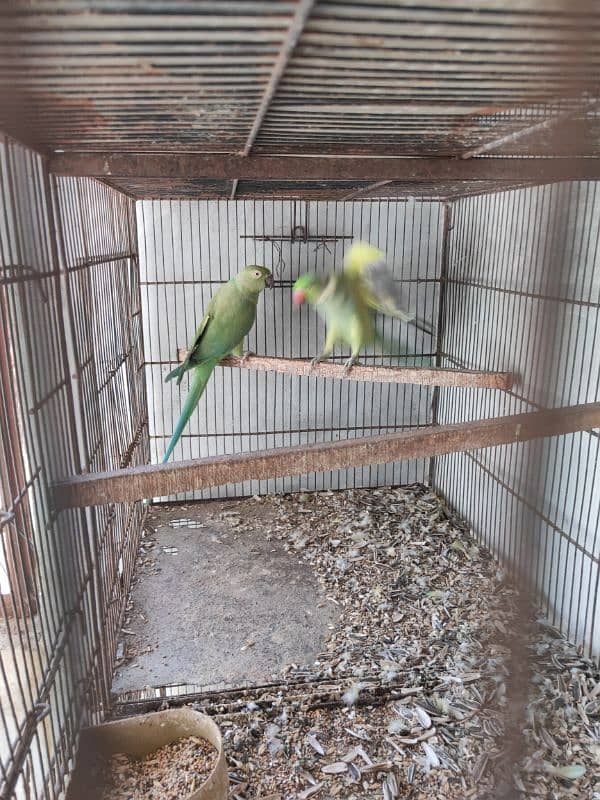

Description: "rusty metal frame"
49 153 600 182
461 98 600 159
241 0 316 157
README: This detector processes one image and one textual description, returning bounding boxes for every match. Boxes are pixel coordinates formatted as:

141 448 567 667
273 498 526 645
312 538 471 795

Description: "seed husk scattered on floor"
121 486 599 799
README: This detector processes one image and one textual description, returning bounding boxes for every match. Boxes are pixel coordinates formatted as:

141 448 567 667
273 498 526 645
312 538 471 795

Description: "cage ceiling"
1 0 600 200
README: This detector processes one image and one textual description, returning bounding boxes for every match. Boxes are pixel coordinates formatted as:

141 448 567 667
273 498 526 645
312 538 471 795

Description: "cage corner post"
428 199 453 491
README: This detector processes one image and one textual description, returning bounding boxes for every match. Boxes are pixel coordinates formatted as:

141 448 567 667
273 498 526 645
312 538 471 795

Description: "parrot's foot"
240 350 255 366
342 356 358 376
310 354 326 372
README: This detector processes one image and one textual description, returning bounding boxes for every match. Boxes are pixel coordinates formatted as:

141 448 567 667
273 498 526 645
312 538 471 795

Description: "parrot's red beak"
293 289 306 306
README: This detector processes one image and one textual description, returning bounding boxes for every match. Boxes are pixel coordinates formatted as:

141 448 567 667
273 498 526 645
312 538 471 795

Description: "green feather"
162 360 217 463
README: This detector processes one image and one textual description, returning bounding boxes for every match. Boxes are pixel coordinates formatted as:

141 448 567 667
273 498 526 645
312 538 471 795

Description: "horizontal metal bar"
27 377 68 416
48 154 600 182
444 277 600 308
0 267 61 286
173 354 513 389
113 671 436 718
0 252 135 286
71 251 136 270
149 422 433 439
2 467 42 518
139 276 440 287
342 180 394 200
96 346 133 394
238 234 354 241
52 402 600 510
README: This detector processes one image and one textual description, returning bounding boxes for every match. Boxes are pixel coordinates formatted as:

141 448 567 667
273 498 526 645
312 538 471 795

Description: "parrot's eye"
254 270 261 278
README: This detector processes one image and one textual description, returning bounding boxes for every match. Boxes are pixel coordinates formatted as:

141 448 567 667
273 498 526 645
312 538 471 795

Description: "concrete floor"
112 498 338 694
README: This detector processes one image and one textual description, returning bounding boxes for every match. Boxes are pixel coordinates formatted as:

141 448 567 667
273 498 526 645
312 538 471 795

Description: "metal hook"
272 241 286 277
313 239 332 266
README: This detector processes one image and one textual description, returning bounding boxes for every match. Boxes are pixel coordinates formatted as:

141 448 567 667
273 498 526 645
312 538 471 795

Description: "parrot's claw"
310 355 324 372
342 356 358 376
240 350 254 366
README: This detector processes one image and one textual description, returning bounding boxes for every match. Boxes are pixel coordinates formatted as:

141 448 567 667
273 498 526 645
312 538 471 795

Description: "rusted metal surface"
242 0 316 156
461 98 600 159
53 401 600 509
174 352 514 390
101 177 541 201
1 1 599 186
257 2 600 157
49 152 600 181
0 2 295 154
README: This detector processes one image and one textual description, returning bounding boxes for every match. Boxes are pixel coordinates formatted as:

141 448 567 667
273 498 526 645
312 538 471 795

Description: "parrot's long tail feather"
374 331 434 367
384 307 434 337
162 361 216 463
165 364 184 384
409 315 435 338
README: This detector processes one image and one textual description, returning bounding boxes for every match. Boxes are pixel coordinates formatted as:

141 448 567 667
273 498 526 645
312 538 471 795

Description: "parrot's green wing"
165 309 212 385
360 259 417 325
344 241 434 337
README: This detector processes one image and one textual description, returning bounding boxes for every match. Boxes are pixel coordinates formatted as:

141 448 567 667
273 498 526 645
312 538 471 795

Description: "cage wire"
138 197 440 499
1 152 598 797
0 136 148 799
0 0 599 796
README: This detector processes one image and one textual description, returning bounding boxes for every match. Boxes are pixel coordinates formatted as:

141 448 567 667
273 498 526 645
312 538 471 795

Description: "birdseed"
96 736 217 799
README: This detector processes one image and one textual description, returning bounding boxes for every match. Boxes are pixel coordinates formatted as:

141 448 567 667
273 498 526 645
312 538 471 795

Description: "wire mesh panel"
435 181 600 661
138 198 442 499
0 136 147 799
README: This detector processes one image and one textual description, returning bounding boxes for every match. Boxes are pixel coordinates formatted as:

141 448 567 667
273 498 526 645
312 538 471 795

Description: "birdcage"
0 2 599 798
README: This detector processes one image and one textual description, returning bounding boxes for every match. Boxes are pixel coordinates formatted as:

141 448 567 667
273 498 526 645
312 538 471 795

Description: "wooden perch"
53 402 600 510
176 352 514 390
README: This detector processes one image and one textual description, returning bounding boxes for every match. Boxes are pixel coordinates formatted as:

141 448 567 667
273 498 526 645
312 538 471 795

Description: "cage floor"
111 499 338 694
112 486 598 798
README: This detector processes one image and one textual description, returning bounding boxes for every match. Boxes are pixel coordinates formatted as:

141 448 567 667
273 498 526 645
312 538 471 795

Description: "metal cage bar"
0 136 148 798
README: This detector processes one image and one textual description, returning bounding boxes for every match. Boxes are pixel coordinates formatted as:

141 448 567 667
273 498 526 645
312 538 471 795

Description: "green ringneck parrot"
163 265 273 462
292 271 379 374
292 241 433 373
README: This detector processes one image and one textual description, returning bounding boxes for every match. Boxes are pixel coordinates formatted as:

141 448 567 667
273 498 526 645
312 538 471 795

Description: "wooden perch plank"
53 402 600 510
175 353 514 390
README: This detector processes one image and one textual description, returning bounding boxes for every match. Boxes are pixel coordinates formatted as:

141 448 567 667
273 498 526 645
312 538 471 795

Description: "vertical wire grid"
0 137 148 798
139 197 441 499
434 181 600 663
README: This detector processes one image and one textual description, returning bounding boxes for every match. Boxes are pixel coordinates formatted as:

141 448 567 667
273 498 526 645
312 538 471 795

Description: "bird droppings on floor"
113 485 599 798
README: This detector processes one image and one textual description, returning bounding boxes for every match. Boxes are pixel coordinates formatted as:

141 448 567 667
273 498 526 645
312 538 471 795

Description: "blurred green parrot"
343 241 433 337
163 265 273 462
292 241 433 374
